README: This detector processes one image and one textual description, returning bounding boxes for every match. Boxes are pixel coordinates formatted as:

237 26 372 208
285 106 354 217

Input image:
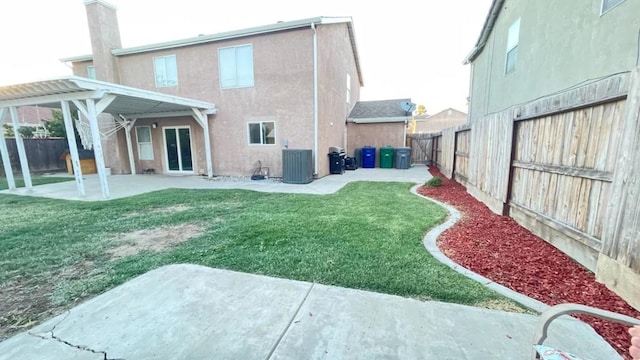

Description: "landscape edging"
410 184 550 313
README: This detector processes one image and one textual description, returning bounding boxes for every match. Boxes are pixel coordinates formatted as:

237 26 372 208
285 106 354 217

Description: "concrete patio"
0 165 432 201
0 264 621 360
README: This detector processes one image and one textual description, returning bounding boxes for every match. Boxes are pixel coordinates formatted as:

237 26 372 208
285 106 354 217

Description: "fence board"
0 138 68 176
509 99 625 240
603 68 640 272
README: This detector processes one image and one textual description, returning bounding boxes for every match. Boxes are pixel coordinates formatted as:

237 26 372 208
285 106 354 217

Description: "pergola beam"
61 101 85 197
0 90 106 108
9 106 32 190
0 108 15 189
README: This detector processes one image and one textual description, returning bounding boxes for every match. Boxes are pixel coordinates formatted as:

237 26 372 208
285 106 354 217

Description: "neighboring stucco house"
465 0 640 123
61 0 363 178
461 0 640 309
413 108 467 134
346 99 412 159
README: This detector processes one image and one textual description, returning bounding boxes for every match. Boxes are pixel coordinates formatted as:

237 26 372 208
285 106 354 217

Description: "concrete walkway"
0 265 621 360
0 166 431 201
0 165 623 358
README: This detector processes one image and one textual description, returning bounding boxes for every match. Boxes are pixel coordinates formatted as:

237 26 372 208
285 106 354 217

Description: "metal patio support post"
9 106 32 190
0 108 15 189
60 101 85 197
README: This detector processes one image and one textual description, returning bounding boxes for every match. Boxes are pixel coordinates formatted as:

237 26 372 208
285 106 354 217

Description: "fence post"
503 115 520 216
597 66 640 310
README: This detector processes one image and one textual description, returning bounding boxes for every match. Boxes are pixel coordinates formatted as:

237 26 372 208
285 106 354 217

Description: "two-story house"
461 0 640 309
465 0 639 123
61 0 362 179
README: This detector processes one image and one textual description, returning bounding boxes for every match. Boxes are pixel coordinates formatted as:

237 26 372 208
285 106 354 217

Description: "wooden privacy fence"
431 68 640 309
0 138 68 176
407 133 434 164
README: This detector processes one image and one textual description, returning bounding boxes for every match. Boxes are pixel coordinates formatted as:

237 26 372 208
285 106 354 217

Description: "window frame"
504 17 521 75
601 0 625 15
247 121 276 146
153 54 178 88
218 44 255 89
87 65 96 80
135 126 154 160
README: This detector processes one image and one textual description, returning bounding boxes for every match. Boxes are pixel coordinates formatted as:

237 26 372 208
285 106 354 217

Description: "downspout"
311 22 319 175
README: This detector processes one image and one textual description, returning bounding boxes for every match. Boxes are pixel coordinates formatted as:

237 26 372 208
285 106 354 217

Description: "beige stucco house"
413 108 467 134
346 99 413 159
61 0 363 179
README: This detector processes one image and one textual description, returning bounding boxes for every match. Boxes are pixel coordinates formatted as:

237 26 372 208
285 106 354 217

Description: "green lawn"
0 182 514 339
0 175 74 190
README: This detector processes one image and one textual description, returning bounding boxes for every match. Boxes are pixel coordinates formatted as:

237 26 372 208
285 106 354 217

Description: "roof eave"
463 0 504 65
59 54 94 63
111 17 354 56
347 116 410 124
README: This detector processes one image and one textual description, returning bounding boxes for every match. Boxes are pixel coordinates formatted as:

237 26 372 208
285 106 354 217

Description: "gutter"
312 23 319 175
463 0 504 64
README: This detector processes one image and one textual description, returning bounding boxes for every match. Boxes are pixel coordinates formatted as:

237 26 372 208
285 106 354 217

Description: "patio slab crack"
28 311 125 360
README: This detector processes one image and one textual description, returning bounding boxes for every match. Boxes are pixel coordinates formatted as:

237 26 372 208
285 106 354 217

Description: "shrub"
425 176 443 187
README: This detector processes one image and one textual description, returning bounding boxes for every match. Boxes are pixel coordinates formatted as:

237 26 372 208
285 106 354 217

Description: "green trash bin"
379 146 394 168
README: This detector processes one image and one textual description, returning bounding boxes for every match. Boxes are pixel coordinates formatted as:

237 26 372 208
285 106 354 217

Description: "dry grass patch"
474 299 535 314
107 223 207 259
123 204 193 218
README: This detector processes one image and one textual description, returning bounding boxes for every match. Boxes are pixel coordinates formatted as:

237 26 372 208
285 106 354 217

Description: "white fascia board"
349 116 409 124
112 17 331 56
59 55 94 63
83 0 117 10
69 77 217 111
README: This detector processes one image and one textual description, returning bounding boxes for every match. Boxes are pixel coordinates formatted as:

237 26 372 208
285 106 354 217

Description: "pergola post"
0 108 16 189
117 116 138 175
60 101 85 197
9 106 32 190
192 108 213 178
86 99 110 199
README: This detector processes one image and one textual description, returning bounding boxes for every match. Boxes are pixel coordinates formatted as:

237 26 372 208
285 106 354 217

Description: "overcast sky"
0 0 492 114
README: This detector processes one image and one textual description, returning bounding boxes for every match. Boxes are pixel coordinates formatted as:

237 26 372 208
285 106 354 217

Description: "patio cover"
0 76 217 199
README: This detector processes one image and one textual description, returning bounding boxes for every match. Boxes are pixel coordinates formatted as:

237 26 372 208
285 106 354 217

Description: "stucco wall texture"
414 109 467 134
468 0 640 123
78 4 362 178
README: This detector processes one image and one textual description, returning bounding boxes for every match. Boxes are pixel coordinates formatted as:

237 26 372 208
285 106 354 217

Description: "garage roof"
0 76 217 118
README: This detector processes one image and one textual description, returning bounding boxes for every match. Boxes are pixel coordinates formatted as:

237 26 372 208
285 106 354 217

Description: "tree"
18 126 36 138
2 124 14 137
43 109 69 138
2 123 36 138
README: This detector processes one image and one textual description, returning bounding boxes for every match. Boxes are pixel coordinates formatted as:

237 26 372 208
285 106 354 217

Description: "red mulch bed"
418 166 639 359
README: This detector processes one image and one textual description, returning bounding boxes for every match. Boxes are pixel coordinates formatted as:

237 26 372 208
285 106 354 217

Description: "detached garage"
346 99 412 164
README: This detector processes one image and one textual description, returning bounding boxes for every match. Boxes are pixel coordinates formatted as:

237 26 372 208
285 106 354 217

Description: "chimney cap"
83 0 117 10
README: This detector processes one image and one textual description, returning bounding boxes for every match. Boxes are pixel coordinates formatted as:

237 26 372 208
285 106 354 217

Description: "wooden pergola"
0 77 217 199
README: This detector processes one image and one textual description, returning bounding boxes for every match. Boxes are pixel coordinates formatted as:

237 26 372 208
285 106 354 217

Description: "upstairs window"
219 44 254 89
248 121 275 145
153 55 178 87
346 73 351 104
505 18 520 74
87 66 96 80
601 0 625 14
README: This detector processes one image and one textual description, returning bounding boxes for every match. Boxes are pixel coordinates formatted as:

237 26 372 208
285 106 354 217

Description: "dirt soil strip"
418 166 639 359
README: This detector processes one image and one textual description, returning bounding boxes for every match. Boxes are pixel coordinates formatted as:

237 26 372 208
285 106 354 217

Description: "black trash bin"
328 147 345 174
